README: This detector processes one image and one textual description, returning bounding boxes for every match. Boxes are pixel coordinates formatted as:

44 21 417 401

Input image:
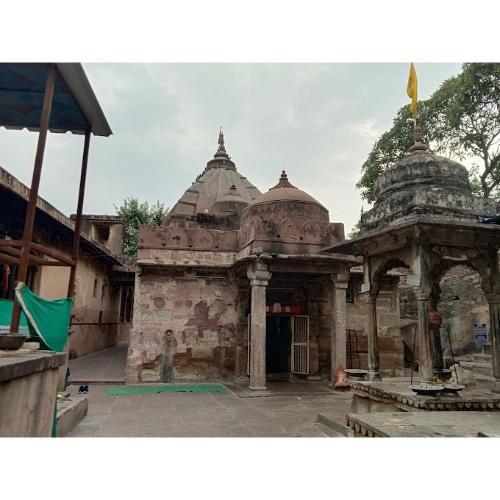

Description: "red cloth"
334 368 349 389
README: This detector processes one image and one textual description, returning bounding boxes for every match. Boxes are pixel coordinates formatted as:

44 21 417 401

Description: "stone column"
429 293 444 372
247 261 271 391
366 292 381 381
416 289 434 382
307 293 321 381
486 294 500 384
329 274 348 387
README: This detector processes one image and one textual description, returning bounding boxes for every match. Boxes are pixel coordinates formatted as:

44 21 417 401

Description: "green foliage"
357 63 500 202
115 197 167 256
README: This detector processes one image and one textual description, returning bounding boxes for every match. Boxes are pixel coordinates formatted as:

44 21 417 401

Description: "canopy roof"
0 63 112 136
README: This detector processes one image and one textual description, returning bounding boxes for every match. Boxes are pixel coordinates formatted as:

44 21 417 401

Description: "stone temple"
127 128 500 397
127 130 357 389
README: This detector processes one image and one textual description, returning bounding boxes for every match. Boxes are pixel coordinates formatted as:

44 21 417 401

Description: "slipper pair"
77 385 89 394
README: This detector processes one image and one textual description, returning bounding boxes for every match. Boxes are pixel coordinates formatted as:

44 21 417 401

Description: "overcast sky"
0 63 461 233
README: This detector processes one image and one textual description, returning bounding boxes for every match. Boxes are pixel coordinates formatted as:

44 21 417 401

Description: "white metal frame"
291 315 309 375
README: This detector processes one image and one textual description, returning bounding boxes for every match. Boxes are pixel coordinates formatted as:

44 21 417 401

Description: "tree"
357 63 500 203
115 197 167 256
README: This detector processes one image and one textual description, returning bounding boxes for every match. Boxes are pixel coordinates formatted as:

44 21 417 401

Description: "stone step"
56 395 88 437
459 361 493 377
473 353 492 363
314 422 347 437
317 411 353 437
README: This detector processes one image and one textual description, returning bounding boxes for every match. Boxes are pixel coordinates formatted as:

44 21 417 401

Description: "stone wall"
346 282 405 376
127 267 239 383
0 351 65 437
437 265 489 356
69 255 122 358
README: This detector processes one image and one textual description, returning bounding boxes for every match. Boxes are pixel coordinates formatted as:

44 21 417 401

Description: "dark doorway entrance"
266 315 291 373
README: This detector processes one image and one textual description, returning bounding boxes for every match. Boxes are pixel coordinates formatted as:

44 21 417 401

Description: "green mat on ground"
106 384 226 396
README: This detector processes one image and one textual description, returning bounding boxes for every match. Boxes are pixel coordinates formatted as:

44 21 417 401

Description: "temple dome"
361 126 494 231
375 128 471 200
248 171 328 212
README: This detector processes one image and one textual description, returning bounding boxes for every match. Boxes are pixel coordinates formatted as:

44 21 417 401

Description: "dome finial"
218 127 225 150
409 124 429 153
271 169 295 189
214 127 230 159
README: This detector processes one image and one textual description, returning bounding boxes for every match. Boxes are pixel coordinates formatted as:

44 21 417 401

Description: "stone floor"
67 383 352 437
68 342 128 384
345 411 500 437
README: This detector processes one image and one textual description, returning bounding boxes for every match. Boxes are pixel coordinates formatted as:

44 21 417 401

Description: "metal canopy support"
67 130 91 297
10 66 56 333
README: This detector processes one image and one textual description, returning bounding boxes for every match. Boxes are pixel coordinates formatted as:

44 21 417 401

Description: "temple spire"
218 127 225 150
270 169 295 189
214 127 230 159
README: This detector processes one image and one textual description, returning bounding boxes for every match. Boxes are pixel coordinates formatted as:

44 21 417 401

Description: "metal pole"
67 130 91 297
10 65 56 332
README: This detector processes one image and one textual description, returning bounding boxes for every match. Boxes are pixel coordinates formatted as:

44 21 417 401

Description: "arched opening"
433 264 490 381
372 259 414 377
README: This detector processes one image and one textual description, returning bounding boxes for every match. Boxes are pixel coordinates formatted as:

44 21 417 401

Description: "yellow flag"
406 63 418 118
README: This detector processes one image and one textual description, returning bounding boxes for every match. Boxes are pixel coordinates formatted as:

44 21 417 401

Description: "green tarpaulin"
15 283 72 353
0 297 29 333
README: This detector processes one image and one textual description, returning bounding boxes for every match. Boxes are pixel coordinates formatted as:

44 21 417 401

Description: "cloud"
0 63 461 232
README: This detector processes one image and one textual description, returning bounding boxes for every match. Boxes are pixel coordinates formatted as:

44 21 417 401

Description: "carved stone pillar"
247 261 271 391
430 293 444 373
416 289 434 382
486 294 500 383
329 274 348 387
366 292 381 381
307 283 321 381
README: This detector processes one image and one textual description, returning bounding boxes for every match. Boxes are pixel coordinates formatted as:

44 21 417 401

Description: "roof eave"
56 63 112 137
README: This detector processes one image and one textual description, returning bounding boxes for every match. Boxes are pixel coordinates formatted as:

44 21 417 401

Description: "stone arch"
431 260 490 360
372 257 413 297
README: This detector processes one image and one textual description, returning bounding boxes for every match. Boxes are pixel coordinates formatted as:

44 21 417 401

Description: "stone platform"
350 378 500 412
345 411 500 437
0 350 66 436
56 394 89 437
224 380 336 398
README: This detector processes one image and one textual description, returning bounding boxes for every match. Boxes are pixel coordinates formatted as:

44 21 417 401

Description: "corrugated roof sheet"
0 63 111 137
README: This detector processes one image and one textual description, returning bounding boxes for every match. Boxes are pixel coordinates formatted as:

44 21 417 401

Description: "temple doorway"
247 313 310 378
266 315 291 373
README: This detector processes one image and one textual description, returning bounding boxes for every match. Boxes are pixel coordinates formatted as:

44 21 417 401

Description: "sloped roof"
0 63 111 136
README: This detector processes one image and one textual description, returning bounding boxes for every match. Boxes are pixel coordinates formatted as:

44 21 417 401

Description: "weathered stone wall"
69 255 121 358
437 265 489 355
346 283 405 375
127 267 239 383
239 200 344 257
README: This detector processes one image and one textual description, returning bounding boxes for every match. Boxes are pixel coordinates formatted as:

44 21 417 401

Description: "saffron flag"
406 63 418 118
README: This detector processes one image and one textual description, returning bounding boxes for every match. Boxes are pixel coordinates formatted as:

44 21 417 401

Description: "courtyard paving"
68 342 128 384
67 383 352 437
